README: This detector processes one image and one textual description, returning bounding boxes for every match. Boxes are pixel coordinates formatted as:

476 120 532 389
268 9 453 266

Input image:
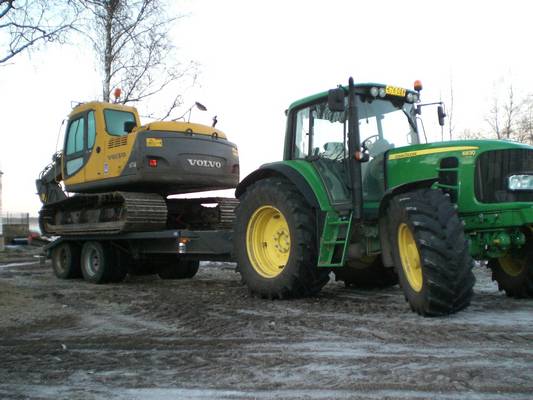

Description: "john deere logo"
187 159 222 168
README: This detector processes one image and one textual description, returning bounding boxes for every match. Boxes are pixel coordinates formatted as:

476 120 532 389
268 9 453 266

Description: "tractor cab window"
294 104 347 160
358 98 418 157
104 109 136 136
293 102 350 204
357 97 418 201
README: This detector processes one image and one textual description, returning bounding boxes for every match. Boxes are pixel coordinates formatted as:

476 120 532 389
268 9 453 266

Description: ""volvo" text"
187 159 222 168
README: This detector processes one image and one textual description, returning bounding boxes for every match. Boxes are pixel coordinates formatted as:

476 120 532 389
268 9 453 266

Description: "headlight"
508 174 533 191
369 87 379 97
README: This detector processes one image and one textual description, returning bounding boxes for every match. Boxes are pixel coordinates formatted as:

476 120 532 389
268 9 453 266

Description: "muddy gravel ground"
0 253 532 399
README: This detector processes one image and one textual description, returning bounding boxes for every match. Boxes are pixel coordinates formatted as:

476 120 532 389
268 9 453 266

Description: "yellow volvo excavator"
36 100 240 236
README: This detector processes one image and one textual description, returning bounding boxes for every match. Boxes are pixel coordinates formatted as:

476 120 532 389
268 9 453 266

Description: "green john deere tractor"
234 78 533 316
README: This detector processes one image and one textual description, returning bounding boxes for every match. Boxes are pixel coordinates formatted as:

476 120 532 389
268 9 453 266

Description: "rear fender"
235 162 321 209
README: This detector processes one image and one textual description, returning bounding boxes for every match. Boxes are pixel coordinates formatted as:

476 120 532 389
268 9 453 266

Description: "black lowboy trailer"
45 227 234 284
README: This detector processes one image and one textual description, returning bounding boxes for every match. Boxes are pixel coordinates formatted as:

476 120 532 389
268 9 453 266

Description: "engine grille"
474 149 533 203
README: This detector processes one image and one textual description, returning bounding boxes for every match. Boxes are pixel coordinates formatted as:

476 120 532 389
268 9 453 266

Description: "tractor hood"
387 139 533 161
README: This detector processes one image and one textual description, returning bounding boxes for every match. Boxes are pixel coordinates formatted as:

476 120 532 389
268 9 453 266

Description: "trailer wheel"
234 177 330 299
488 249 533 298
80 241 115 284
334 256 398 289
387 189 475 316
158 259 200 279
51 242 82 279
108 247 129 283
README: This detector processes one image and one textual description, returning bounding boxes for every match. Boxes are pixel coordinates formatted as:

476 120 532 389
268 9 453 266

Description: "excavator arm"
36 152 67 205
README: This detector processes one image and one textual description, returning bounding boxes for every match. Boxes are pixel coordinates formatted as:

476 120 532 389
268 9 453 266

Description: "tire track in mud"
0 262 532 399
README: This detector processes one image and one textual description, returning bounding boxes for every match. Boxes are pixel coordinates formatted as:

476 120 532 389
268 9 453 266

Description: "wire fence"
1 213 30 225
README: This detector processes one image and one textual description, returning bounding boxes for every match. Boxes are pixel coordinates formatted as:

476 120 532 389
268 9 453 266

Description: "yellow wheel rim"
246 205 291 278
397 223 423 292
499 256 525 277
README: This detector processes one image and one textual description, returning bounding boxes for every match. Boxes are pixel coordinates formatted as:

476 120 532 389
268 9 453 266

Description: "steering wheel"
361 135 380 152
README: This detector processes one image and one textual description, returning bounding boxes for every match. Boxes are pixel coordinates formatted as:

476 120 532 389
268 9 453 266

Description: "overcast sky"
1 0 533 216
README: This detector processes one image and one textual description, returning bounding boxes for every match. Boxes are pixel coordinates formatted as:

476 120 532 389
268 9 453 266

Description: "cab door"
63 111 97 186
290 100 352 207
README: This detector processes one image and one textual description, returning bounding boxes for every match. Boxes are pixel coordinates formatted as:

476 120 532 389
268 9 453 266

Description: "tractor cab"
284 82 420 213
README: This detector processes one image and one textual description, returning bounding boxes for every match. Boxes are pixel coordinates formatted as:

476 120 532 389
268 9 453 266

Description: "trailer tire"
488 248 533 298
108 247 129 283
51 242 82 279
234 177 330 299
335 256 398 289
80 241 116 284
158 259 200 280
388 189 475 316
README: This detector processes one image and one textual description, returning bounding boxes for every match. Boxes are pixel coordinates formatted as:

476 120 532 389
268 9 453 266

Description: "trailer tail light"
178 238 189 254
149 159 158 168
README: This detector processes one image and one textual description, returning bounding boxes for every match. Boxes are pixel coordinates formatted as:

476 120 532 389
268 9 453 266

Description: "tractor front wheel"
234 177 330 299
388 189 475 316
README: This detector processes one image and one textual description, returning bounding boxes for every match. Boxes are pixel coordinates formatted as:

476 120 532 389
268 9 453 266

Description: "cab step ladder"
317 211 353 267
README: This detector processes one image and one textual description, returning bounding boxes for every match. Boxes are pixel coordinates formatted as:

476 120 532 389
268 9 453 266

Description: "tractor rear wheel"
234 177 330 299
388 189 475 316
488 248 533 298
334 256 398 289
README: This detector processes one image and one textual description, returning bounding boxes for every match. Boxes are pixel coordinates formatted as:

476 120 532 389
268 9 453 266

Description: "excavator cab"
36 101 240 236
60 102 239 195
62 103 141 188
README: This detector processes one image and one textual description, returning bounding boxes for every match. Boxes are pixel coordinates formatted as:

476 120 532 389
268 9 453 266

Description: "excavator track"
39 192 168 236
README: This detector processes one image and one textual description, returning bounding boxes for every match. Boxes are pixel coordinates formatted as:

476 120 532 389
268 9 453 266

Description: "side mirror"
328 87 346 112
437 105 446 127
124 121 136 133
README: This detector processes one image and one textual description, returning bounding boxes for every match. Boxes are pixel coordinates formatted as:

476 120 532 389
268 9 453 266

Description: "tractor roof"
287 82 418 112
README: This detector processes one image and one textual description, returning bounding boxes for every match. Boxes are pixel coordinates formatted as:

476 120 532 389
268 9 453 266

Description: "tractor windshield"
357 98 419 158
358 97 418 201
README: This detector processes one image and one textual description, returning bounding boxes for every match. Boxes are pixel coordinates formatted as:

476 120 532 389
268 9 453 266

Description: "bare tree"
517 94 533 145
502 85 519 140
485 96 502 139
77 0 197 117
458 128 484 140
0 0 78 64
485 85 520 141
446 75 455 141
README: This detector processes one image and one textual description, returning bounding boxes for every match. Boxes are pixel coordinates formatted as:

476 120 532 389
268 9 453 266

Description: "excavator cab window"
104 109 136 136
65 116 85 175
87 111 96 149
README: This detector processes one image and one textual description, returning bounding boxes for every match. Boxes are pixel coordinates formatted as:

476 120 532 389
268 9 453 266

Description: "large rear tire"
388 189 475 316
334 256 398 289
488 245 533 298
51 242 82 279
234 177 330 299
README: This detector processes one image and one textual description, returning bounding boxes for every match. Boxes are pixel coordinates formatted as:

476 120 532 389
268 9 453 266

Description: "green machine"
234 78 533 316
